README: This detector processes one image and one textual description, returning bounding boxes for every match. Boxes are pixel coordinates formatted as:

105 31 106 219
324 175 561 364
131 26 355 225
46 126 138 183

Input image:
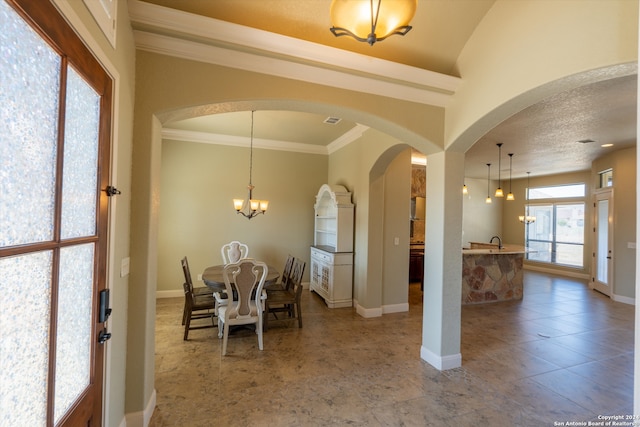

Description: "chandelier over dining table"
233 110 269 219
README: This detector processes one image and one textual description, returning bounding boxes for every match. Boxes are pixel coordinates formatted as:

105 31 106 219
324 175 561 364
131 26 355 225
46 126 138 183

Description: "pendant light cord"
249 110 254 187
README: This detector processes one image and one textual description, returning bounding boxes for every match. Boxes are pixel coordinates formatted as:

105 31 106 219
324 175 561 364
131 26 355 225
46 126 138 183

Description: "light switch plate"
120 257 130 277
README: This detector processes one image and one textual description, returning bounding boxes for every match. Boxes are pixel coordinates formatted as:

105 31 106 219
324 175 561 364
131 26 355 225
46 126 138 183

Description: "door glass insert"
0 251 53 426
597 199 609 283
54 243 95 423
61 66 100 240
0 0 60 247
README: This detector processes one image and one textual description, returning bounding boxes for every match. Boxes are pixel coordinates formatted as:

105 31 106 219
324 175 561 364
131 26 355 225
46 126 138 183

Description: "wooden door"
0 0 112 425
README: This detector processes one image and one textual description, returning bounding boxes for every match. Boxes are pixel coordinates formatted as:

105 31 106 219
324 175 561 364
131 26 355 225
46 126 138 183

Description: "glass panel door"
594 190 613 296
0 0 113 425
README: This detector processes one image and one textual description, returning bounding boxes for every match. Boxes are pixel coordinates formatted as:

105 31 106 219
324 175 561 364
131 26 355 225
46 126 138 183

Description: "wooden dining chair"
214 259 268 355
264 254 294 291
220 241 249 264
182 281 216 340
264 259 305 331
181 256 213 325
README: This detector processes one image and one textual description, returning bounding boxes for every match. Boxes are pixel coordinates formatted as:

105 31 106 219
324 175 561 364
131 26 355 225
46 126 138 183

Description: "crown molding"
128 0 460 107
327 124 369 155
162 123 369 155
162 128 329 155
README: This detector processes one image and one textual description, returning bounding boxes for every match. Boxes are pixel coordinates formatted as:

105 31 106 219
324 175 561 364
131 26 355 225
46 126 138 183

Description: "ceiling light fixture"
519 172 536 224
329 0 417 46
233 110 269 219
462 184 468 195
495 143 504 198
485 163 492 204
506 153 515 201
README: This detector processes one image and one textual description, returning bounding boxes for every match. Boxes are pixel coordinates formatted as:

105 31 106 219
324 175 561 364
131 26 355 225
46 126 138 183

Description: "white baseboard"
355 301 382 318
420 347 462 371
124 389 156 427
156 289 183 299
612 293 635 305
524 263 590 280
382 302 409 314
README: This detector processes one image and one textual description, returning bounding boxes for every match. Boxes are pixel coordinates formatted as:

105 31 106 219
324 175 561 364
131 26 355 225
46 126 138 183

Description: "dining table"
202 264 280 292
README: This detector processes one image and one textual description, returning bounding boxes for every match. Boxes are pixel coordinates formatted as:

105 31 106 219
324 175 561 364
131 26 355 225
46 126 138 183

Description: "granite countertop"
462 243 530 255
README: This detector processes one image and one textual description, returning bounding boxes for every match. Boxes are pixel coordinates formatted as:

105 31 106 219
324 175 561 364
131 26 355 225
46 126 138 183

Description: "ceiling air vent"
577 139 595 144
324 117 342 125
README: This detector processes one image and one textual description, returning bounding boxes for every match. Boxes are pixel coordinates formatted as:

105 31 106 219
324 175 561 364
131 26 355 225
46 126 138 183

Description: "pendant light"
518 172 536 224
329 0 417 46
494 143 504 198
485 163 492 204
506 153 515 201
233 110 269 219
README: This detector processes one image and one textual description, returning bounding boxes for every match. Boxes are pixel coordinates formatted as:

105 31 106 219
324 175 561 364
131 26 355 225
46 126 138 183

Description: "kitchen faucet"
490 236 503 249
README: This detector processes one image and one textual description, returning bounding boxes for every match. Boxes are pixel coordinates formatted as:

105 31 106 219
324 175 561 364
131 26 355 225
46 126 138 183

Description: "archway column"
421 151 464 370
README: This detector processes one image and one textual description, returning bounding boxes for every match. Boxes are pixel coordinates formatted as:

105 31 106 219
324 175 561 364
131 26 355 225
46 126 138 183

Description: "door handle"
98 328 112 344
606 256 612 259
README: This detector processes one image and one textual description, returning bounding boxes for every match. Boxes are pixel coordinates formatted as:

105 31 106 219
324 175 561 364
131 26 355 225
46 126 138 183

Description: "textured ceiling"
143 0 637 180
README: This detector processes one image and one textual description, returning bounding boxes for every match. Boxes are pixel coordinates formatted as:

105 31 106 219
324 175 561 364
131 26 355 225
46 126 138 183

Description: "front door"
0 0 112 425
593 189 613 296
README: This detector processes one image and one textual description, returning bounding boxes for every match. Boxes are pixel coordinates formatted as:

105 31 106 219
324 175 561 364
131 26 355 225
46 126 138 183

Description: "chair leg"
221 321 230 356
257 317 264 350
263 303 269 331
183 312 191 340
182 302 187 325
296 303 302 328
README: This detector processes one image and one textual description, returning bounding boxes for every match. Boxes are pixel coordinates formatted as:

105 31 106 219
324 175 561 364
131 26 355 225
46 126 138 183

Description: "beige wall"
158 139 327 291
462 177 502 246
382 149 412 307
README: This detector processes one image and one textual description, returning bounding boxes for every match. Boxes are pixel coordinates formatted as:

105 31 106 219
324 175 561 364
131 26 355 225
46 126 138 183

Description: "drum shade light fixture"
329 0 417 46
233 111 269 219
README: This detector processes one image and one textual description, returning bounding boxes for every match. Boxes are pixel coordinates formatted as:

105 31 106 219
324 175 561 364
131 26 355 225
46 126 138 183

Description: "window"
599 169 613 188
525 183 585 268
528 183 585 199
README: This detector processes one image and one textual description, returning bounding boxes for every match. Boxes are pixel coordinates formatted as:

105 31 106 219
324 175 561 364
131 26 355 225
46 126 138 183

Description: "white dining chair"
214 259 268 356
220 240 249 264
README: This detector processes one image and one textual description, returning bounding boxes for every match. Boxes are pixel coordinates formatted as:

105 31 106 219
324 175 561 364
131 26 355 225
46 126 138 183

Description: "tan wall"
462 177 502 246
382 149 411 307
158 139 327 292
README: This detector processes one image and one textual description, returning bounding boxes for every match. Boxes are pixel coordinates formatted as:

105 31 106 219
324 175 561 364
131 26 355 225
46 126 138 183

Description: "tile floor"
150 271 634 426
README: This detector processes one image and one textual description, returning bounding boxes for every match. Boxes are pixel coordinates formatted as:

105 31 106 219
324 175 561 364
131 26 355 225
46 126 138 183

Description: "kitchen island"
462 243 528 305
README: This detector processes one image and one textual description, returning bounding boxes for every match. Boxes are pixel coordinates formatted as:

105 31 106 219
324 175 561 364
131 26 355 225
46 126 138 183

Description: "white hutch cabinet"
310 184 354 308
